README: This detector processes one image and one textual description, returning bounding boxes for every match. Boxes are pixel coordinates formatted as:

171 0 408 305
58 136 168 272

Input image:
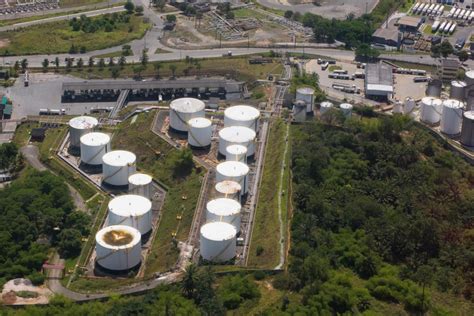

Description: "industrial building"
438 59 461 82
364 63 394 100
397 16 422 33
372 28 400 47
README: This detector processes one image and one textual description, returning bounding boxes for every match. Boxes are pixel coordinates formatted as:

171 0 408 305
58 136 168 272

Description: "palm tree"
181 263 198 299
196 62 201 78
169 64 177 79
154 62 162 79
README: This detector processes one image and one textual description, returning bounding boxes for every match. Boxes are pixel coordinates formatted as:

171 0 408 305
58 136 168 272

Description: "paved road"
0 6 126 32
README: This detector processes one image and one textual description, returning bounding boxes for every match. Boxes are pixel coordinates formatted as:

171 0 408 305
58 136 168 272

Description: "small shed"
31 128 47 142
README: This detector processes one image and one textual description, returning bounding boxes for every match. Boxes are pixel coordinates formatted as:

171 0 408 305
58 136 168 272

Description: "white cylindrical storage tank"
426 79 442 97
224 105 260 131
107 194 152 235
216 161 249 195
102 150 137 187
215 180 241 201
465 70 474 89
296 87 315 113
226 144 247 163
393 100 403 114
95 225 141 271
218 126 256 157
128 173 153 200
69 116 98 148
339 103 353 117
403 97 416 116
450 81 467 101
188 117 212 148
293 100 306 122
169 98 205 132
440 99 464 135
200 222 237 262
80 132 111 165
461 111 474 148
206 198 241 232
420 97 443 124
320 101 334 115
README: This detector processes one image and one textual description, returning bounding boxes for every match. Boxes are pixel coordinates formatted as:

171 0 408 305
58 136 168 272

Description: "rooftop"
441 58 460 69
373 28 399 42
397 16 422 28
366 63 393 86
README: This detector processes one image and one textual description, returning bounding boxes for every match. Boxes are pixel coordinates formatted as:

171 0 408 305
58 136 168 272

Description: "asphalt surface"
20 145 46 171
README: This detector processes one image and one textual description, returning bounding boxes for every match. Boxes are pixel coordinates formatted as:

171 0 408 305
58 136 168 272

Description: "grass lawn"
233 8 267 20
328 65 342 72
92 50 125 58
12 122 39 146
0 13 148 55
60 0 109 8
111 111 204 275
247 119 288 268
399 0 414 13
69 277 139 293
62 56 283 83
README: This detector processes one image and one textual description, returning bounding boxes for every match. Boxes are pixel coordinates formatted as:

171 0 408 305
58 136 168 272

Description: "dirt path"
275 124 289 270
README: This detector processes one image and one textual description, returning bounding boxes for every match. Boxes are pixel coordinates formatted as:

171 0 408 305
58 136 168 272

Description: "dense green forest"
281 115 473 314
0 170 90 286
0 142 20 170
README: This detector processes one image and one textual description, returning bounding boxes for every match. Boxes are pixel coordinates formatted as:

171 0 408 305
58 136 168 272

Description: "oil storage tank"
404 97 416 117
69 116 98 149
426 79 442 97
450 81 467 101
216 161 249 195
296 87 315 113
420 97 443 124
393 100 403 114
80 132 110 166
460 111 474 148
128 173 153 200
169 98 205 132
102 150 137 187
200 222 237 262
95 225 141 272
224 105 260 131
218 126 256 157
188 117 212 148
226 144 247 163
206 198 241 232
215 180 241 201
440 99 464 135
320 101 334 116
293 100 306 122
339 103 353 117
107 194 152 235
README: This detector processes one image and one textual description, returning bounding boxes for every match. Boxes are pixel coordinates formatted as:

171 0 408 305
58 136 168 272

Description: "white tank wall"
128 173 153 200
95 225 141 271
102 151 137 186
403 97 416 116
107 195 152 234
200 222 237 262
215 180 241 201
216 161 249 195
296 87 315 113
206 198 241 232
393 101 403 114
224 105 260 131
441 99 464 135
320 101 334 115
188 117 212 148
450 81 467 101
218 126 256 157
461 111 474 147
293 102 306 122
420 97 443 124
226 144 247 163
69 116 98 148
169 98 205 132
80 132 111 165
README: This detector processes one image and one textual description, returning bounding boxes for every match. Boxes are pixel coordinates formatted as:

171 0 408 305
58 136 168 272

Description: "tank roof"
207 198 241 216
170 98 205 113
339 103 353 109
102 150 136 167
451 80 467 87
108 194 152 217
465 70 474 79
128 173 153 185
219 126 256 142
80 132 110 146
297 87 315 94
443 99 463 109
215 180 241 194
216 161 249 177
226 144 247 155
188 117 212 128
422 97 442 106
225 105 260 120
464 111 474 120
96 225 141 249
200 222 236 241
321 101 334 108
69 116 98 129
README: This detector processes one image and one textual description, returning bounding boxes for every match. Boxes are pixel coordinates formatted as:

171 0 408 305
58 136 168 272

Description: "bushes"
217 274 260 310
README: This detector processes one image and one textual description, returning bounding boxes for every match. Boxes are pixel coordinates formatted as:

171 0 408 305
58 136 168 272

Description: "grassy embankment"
60 56 283 82
59 0 110 8
247 119 290 269
111 111 203 275
0 14 148 55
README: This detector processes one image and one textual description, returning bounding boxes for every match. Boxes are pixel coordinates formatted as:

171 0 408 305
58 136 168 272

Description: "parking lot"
305 59 428 103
